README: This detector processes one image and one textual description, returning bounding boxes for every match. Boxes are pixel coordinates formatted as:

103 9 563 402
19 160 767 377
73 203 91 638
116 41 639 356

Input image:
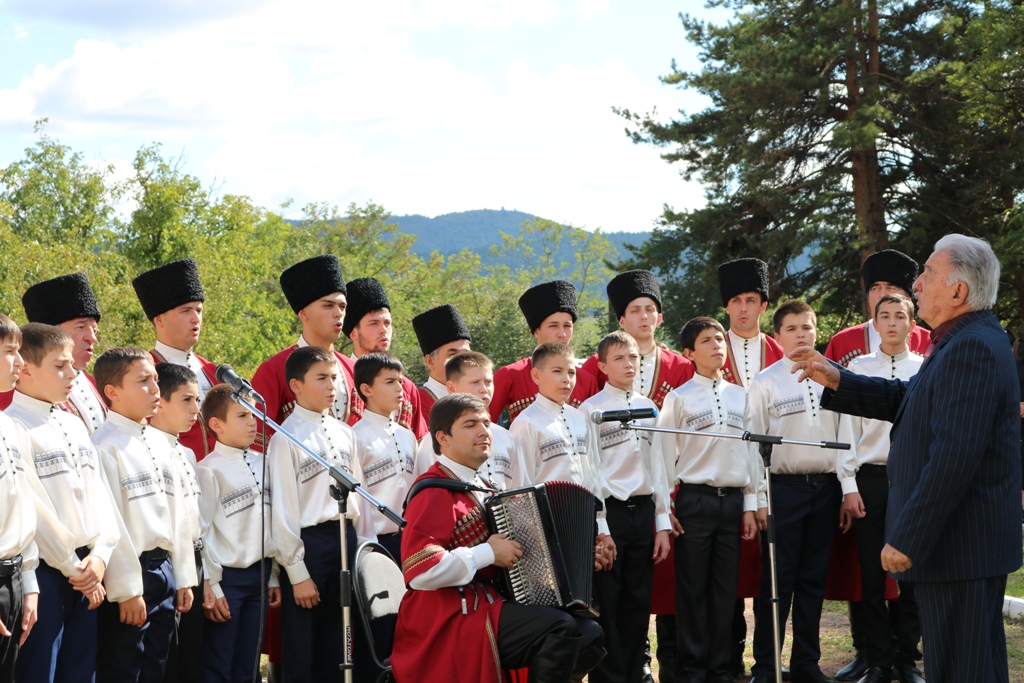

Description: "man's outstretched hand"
788 347 841 390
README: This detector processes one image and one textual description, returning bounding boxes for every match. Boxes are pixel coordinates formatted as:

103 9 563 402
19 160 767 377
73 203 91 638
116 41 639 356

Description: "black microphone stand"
620 420 849 683
228 393 406 683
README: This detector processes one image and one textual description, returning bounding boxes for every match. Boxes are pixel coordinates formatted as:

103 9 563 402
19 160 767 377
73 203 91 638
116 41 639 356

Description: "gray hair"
933 234 1000 310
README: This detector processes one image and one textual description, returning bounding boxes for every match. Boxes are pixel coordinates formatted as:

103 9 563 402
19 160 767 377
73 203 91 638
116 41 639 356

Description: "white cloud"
0 0 707 232
577 0 610 21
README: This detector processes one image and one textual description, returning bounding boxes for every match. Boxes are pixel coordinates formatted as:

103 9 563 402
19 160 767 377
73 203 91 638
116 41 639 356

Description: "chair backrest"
353 541 408 673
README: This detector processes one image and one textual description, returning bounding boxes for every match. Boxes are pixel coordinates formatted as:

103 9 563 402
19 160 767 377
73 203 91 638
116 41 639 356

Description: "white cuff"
471 543 495 570
284 560 310 585
654 514 672 533
596 518 610 537
743 494 758 513
840 478 860 496
211 582 225 600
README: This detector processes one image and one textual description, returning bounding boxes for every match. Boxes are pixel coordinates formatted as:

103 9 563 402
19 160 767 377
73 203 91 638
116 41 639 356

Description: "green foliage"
0 128 623 381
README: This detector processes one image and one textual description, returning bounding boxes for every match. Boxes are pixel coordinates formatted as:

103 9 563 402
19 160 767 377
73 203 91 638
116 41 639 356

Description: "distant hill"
390 208 650 268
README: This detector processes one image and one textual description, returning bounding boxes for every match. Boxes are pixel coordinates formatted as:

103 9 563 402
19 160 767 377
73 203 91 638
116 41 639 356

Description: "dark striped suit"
822 309 1022 683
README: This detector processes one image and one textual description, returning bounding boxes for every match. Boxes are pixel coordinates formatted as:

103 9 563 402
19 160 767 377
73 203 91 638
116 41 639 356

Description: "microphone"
215 364 266 404
590 408 658 424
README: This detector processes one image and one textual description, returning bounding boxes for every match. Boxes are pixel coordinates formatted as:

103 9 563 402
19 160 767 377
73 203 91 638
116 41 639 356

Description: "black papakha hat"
412 304 472 356
862 249 918 296
280 255 347 313
132 258 205 320
518 280 578 332
717 258 770 307
22 273 102 325
607 270 662 318
343 277 390 337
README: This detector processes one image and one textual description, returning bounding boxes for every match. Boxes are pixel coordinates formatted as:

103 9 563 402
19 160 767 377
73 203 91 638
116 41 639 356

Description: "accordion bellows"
484 481 599 618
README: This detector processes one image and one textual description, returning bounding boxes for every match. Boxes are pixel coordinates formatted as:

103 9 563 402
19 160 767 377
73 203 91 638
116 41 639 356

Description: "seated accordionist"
392 394 605 683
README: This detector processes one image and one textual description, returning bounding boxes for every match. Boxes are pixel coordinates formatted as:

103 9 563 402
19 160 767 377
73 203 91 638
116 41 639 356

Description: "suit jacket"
821 309 1022 582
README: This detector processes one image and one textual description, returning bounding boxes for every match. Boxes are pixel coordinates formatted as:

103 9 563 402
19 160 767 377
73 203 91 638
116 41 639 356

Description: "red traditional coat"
249 345 357 452
393 462 506 683
722 333 785 388
823 323 917 601
149 349 219 460
338 360 429 441
490 358 599 424
580 346 695 410
418 384 440 417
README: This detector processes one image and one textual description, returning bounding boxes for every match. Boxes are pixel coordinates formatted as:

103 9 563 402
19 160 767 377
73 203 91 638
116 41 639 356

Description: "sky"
0 0 733 232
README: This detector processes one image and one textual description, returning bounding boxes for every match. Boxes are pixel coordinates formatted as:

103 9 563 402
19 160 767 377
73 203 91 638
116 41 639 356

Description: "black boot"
570 645 608 683
530 633 583 683
642 638 655 683
267 663 282 683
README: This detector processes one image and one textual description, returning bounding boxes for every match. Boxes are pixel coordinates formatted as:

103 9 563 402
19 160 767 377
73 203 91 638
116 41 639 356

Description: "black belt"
140 548 170 562
0 555 23 576
858 464 888 475
681 483 740 497
608 494 653 508
317 520 342 529
770 473 834 483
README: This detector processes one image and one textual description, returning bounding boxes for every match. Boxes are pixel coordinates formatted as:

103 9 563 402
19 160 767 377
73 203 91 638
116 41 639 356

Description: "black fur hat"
343 277 390 337
279 255 347 313
518 280 578 332
606 270 662 318
717 258 770 307
22 273 102 325
862 249 918 296
412 304 472 356
132 258 205 320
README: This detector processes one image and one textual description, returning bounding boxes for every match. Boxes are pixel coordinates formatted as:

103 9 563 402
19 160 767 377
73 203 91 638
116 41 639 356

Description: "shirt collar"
297 335 310 348
293 404 328 423
438 455 479 482
602 382 633 400
11 390 55 417
534 393 566 413
154 340 192 365
152 426 180 447
728 328 759 347
691 372 724 390
425 377 449 398
107 410 148 435
877 347 910 363
781 354 798 369
213 442 250 459
929 312 972 347
361 409 393 427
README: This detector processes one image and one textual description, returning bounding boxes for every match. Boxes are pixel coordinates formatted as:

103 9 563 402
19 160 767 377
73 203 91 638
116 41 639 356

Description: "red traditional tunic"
823 323 917 601
393 462 506 683
338 360 429 441
490 358 598 424
149 349 219 459
418 384 439 417
580 346 695 411
249 345 357 453
722 334 785 388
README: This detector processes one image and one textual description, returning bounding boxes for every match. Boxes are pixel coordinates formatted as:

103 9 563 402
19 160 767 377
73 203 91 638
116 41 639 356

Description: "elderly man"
792 234 1023 683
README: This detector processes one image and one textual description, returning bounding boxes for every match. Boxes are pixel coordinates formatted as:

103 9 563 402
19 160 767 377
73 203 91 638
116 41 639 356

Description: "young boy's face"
154 381 200 435
0 337 24 393
212 403 257 450
289 360 338 414
683 327 727 375
873 300 915 348
362 368 404 415
533 312 574 346
447 366 494 406
107 359 161 422
21 345 76 404
598 343 639 391
531 353 577 405
618 297 662 344
774 311 817 355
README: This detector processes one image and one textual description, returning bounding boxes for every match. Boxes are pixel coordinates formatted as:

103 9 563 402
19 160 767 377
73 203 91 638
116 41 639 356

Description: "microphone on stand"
590 408 658 424
215 364 266 404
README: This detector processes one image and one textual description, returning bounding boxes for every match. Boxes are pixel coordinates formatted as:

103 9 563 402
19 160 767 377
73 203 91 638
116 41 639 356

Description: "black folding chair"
353 542 408 683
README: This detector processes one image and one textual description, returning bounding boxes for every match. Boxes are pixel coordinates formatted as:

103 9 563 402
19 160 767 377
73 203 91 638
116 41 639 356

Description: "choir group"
0 249 930 683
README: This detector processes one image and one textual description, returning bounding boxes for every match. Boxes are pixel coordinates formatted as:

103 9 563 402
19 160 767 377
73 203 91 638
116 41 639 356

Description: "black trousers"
673 485 743 683
0 568 23 683
852 466 921 670
916 576 1009 683
751 475 840 679
497 602 603 668
590 496 656 683
164 549 204 683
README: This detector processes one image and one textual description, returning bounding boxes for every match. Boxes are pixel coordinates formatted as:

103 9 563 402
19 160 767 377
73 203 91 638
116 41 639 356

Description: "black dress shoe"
893 663 925 683
749 677 774 683
791 670 837 683
855 667 892 683
836 652 869 681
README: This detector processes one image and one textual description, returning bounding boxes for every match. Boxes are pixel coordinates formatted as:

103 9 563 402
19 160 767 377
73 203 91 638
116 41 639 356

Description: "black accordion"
483 481 600 618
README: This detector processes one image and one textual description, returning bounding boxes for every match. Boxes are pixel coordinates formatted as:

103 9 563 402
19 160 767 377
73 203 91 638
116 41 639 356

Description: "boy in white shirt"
657 318 760 683
197 385 280 683
5 324 120 683
268 346 375 683
747 300 840 683
92 347 197 683
149 363 203 683
580 332 673 683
